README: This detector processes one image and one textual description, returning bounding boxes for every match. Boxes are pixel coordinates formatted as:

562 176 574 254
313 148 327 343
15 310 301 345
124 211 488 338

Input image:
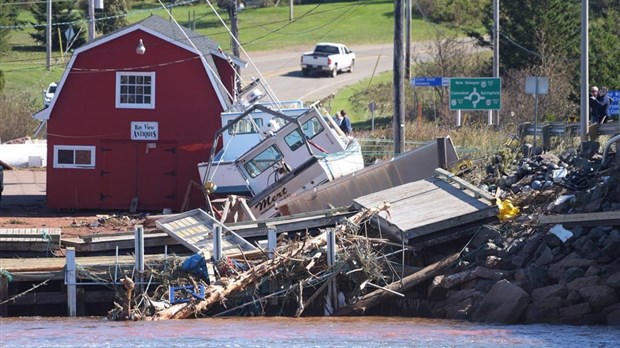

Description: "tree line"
353 0 619 126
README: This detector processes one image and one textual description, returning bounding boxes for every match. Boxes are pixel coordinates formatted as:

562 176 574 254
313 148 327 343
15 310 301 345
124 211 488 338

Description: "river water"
1 316 619 347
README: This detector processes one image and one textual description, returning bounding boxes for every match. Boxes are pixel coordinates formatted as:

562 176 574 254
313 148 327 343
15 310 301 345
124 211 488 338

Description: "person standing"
333 111 341 125
338 109 352 134
589 86 603 124
597 87 613 123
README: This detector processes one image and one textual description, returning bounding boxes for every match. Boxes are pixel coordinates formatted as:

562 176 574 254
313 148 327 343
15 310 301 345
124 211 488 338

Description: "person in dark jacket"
589 86 603 124
338 109 352 134
597 87 613 123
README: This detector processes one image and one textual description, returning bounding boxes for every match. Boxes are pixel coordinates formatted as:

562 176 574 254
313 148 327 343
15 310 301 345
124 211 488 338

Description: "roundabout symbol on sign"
463 87 485 108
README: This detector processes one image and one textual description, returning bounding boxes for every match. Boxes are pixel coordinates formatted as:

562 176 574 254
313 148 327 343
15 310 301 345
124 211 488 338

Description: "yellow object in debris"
451 159 473 175
496 198 520 220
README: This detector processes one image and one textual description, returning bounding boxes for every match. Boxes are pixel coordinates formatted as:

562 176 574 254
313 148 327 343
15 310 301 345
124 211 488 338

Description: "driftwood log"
121 276 135 320
152 203 390 320
333 252 461 316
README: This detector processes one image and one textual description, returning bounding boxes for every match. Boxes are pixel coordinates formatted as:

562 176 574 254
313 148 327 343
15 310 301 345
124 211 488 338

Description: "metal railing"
518 122 620 150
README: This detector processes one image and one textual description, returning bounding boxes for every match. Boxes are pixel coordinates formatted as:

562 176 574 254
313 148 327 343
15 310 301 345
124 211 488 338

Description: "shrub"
0 92 40 143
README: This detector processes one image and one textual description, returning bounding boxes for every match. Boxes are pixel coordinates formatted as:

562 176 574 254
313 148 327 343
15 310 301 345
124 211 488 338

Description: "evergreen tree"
590 9 620 89
30 0 86 51
472 0 580 72
0 0 22 57
78 0 129 35
97 0 129 34
419 0 490 28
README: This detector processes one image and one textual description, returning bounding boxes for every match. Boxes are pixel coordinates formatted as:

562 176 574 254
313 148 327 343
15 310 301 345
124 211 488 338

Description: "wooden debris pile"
107 203 458 320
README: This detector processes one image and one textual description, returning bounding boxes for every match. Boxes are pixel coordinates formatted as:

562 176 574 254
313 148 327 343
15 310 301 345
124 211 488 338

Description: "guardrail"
518 121 620 150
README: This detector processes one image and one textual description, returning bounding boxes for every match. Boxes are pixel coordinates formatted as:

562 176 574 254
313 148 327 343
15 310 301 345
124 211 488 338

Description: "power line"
0 1 368 64
0 0 200 29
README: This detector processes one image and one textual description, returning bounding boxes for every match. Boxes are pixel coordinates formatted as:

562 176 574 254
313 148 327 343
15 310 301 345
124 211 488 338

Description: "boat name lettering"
256 187 288 211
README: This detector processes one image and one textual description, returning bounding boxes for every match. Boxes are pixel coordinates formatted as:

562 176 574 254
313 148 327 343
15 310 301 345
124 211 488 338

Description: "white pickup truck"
300 43 355 77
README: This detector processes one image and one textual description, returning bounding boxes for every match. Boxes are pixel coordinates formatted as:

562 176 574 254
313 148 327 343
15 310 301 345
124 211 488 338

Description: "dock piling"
268 227 277 259
213 225 222 262
134 225 144 292
65 247 76 317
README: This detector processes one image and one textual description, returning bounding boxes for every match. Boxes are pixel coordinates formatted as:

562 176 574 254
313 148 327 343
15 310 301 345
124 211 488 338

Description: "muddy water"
1 316 619 347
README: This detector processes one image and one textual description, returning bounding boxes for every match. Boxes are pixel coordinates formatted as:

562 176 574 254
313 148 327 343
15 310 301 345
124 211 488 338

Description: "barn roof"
34 15 243 120
136 15 240 109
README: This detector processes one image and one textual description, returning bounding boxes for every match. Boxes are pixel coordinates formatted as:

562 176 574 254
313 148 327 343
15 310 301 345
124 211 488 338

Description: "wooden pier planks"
0 228 62 252
353 169 497 244
226 207 355 239
62 231 178 253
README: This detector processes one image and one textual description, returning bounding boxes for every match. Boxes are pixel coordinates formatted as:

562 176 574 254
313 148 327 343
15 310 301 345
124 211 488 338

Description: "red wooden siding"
46 29 235 212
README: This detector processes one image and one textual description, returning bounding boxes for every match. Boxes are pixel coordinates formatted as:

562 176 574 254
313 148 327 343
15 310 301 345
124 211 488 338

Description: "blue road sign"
608 90 619 115
412 77 445 87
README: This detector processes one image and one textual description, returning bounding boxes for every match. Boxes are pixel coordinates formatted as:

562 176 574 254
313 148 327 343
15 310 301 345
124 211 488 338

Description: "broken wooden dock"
62 231 177 253
0 228 61 252
353 169 498 248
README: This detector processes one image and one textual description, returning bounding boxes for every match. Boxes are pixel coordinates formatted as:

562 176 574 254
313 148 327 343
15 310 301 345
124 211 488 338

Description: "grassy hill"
2 0 451 99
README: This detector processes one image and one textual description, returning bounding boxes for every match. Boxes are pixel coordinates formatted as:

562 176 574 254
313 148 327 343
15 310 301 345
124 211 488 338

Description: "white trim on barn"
53 145 96 169
115 71 156 109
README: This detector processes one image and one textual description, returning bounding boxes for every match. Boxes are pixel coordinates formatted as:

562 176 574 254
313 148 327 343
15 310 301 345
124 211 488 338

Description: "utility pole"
231 1 241 91
405 0 411 80
580 0 589 142
394 0 405 155
492 0 499 125
88 0 95 42
289 0 293 21
46 0 51 71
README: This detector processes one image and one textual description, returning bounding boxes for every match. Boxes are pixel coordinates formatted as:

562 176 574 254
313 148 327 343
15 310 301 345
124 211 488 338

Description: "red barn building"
33 15 243 212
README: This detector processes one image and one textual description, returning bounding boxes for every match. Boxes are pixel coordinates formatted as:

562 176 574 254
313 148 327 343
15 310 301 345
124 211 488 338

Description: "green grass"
2 1 458 105
331 67 393 122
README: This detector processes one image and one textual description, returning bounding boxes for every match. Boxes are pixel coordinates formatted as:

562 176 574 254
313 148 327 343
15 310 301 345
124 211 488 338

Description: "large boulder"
470 226 504 249
578 285 618 311
579 240 602 260
560 267 585 285
533 244 554 266
472 280 530 324
567 276 602 292
559 302 591 322
607 310 620 326
531 284 568 303
603 304 620 325
525 305 559 323
606 272 620 288
602 237 620 258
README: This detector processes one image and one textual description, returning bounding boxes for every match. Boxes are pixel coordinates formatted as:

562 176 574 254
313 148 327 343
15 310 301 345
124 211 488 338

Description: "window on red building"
116 72 155 109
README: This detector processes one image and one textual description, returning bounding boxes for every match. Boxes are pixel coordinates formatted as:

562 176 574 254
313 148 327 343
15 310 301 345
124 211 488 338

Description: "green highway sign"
449 78 501 110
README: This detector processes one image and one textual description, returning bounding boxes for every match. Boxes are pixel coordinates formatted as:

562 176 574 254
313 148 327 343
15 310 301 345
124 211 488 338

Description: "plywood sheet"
353 176 497 242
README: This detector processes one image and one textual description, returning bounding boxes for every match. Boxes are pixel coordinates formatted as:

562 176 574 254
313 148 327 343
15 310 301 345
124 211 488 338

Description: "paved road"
239 42 435 103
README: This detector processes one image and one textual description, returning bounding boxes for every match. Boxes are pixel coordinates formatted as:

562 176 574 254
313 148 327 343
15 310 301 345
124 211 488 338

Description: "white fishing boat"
198 94 364 220
197 85 313 196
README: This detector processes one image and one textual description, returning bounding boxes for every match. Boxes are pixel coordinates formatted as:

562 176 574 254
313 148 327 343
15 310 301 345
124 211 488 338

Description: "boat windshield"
228 118 264 135
243 145 283 178
284 130 305 151
301 117 324 139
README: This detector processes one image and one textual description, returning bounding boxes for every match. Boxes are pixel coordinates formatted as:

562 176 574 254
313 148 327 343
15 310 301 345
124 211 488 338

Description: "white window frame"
115 71 156 109
53 145 96 169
